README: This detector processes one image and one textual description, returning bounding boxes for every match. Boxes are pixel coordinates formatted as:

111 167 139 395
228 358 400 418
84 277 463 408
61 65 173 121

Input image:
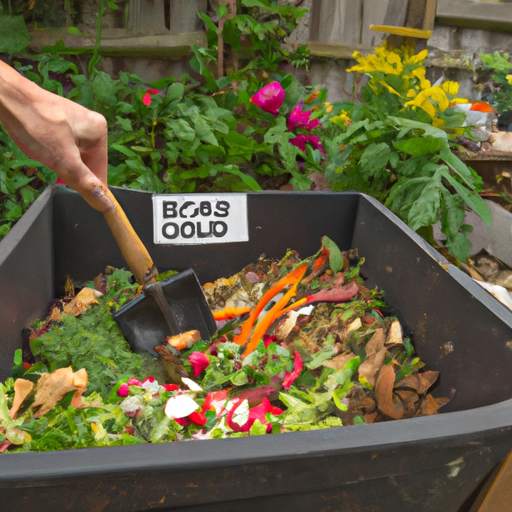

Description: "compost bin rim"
2 396 512 483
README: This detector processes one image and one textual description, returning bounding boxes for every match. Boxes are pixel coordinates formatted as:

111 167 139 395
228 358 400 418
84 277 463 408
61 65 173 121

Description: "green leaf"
407 176 441 231
249 419 268 436
190 45 219 93
167 119 196 142
0 16 30 54
111 144 138 158
388 116 448 140
166 82 185 102
393 137 446 157
439 168 492 226
67 26 86 36
116 116 133 132
322 236 343 274
359 142 393 178
216 165 263 191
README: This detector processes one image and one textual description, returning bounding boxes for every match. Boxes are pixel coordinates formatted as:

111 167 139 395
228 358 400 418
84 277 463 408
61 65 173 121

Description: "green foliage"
0 126 54 241
193 0 310 94
0 15 30 54
480 51 512 114
30 269 162 399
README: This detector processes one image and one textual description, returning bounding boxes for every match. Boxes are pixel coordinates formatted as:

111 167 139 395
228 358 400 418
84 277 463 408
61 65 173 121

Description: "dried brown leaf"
31 367 88 418
415 394 450 416
62 287 103 317
395 371 439 395
9 378 35 419
375 364 404 420
323 351 357 370
358 329 387 387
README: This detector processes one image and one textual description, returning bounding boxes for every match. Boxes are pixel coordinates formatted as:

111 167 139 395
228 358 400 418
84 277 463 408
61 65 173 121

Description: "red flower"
289 134 325 155
250 82 285 115
189 352 210 377
142 88 160 106
287 104 321 131
282 350 303 389
226 397 283 433
162 383 180 392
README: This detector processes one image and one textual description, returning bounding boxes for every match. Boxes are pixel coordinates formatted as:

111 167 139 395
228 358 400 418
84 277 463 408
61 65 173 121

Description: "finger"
56 154 115 213
72 111 108 186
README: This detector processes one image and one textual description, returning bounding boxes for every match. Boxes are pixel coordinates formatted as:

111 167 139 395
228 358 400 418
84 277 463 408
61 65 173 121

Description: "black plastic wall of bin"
2 186 512 511
0 187 53 380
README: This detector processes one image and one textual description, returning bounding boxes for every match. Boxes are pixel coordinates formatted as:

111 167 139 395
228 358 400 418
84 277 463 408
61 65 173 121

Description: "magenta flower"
290 134 325 155
250 82 285 115
282 350 303 389
226 397 283 433
142 88 160 106
288 104 321 131
117 376 143 397
189 352 210 377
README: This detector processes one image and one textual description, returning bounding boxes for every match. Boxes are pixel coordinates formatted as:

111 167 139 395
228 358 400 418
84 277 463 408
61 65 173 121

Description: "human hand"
0 61 114 212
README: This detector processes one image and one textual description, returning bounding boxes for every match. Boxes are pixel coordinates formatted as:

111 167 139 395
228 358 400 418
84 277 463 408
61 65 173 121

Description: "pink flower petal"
282 350 303 389
189 352 210 377
117 383 129 398
290 135 325 155
288 105 322 131
142 92 152 106
250 82 285 115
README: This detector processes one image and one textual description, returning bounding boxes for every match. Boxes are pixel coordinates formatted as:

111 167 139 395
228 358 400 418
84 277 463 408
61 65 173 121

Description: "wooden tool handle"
101 188 158 286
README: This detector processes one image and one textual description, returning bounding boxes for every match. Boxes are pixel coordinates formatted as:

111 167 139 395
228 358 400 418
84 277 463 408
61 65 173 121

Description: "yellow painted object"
370 25 433 40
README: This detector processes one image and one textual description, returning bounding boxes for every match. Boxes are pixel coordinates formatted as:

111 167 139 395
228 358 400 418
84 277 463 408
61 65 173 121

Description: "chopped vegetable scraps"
0 237 450 452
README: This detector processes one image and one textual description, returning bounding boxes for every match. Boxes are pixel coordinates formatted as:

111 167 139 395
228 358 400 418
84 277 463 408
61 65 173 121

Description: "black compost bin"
1 185 512 512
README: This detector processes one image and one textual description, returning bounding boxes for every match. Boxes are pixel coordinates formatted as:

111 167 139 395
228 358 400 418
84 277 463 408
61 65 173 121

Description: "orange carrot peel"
213 307 251 321
238 265 308 359
233 265 308 347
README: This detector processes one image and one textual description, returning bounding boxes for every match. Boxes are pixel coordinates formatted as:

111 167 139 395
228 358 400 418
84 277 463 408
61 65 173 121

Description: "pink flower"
288 104 321 131
282 350 303 389
117 377 143 397
227 397 283 433
250 82 285 115
290 134 325 154
142 88 160 106
189 352 210 377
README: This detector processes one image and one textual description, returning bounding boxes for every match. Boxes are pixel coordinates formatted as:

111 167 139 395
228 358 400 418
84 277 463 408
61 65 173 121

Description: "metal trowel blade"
113 268 217 356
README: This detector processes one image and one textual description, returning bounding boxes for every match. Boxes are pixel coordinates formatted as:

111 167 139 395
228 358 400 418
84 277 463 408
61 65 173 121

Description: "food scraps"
0 237 450 452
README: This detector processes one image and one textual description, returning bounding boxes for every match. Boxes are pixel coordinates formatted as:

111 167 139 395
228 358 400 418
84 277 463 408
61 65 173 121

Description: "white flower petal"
164 394 199 419
181 377 203 392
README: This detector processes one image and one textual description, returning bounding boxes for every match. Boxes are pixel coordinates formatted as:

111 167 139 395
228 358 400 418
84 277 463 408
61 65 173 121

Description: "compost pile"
0 237 449 452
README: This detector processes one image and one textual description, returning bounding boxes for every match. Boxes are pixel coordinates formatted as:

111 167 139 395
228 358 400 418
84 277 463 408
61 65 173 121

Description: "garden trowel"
88 187 217 356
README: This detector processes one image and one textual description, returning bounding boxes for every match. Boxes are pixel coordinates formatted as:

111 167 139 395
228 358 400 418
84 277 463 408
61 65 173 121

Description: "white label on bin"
152 194 248 245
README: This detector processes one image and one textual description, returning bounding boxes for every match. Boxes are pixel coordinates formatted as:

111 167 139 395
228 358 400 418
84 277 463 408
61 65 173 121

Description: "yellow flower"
324 102 333 114
507 74 512 85
442 80 460 96
379 80 402 97
404 84 450 118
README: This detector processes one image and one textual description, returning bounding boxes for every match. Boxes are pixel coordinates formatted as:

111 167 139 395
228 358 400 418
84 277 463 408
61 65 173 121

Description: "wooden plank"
169 0 206 33
27 28 206 57
382 0 409 27
423 0 438 31
437 0 512 32
128 0 167 34
308 0 363 44
469 450 512 512
361 0 390 46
